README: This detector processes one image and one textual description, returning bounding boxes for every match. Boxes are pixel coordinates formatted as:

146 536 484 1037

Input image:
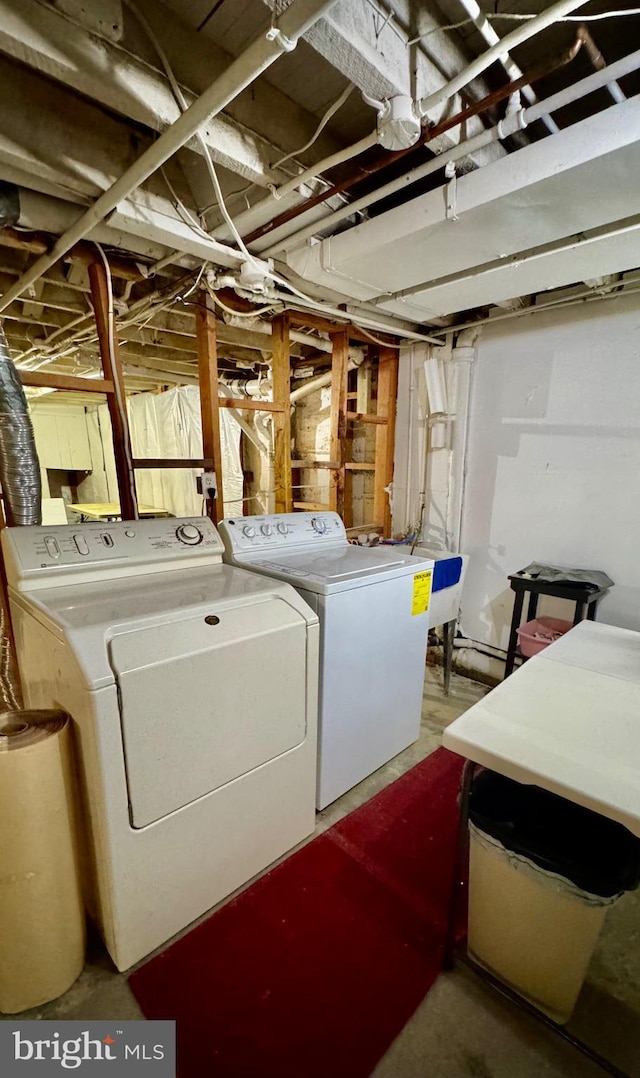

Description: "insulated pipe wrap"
0 327 41 526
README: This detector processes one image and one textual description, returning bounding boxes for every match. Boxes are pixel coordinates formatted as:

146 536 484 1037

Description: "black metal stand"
444 762 633 1078
505 572 610 678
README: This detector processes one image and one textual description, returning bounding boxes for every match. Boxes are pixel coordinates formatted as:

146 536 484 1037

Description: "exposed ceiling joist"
0 0 345 188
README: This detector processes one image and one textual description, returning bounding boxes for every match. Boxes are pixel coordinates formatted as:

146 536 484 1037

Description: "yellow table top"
70 503 172 520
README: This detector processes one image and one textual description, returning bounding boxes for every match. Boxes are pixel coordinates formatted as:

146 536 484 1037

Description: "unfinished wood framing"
271 314 293 513
195 293 224 524
88 258 139 521
328 329 350 517
373 345 399 536
18 370 114 394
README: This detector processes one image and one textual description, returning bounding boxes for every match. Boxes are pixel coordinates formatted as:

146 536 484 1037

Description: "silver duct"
0 325 41 526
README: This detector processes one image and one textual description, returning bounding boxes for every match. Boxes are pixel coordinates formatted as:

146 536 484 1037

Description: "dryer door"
109 597 308 827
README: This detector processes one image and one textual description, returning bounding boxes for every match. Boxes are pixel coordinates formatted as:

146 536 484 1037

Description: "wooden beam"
18 370 114 394
88 258 139 521
293 501 331 511
288 310 400 346
218 398 284 412
291 459 340 470
373 346 399 537
271 314 292 513
345 462 375 471
0 228 145 280
195 293 224 524
345 411 388 425
133 458 214 469
329 329 349 518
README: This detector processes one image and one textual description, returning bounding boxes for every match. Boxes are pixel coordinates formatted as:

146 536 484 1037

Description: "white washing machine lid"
12 563 316 688
237 544 434 594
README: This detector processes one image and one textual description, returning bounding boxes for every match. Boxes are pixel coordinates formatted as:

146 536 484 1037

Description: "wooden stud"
271 314 292 512
373 346 399 536
18 370 114 394
345 462 375 471
195 293 224 524
329 329 349 518
133 458 214 469
88 258 139 521
345 411 388 425
218 398 284 412
293 501 332 511
291 460 341 470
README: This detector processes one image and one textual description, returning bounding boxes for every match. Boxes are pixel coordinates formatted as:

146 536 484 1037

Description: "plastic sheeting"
82 386 243 518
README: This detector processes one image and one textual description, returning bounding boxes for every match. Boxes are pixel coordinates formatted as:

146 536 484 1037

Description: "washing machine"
2 517 318 971
218 512 434 809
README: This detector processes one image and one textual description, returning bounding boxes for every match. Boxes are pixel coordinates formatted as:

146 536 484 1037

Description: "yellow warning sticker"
412 570 432 616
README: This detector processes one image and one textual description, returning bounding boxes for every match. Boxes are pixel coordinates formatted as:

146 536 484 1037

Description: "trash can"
467 770 640 1024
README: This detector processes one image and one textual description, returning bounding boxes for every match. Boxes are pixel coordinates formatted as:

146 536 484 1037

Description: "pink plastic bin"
516 616 572 658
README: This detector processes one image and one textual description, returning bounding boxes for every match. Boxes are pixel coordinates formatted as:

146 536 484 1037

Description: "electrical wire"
160 166 219 243
120 1 431 345
208 288 284 319
270 82 356 172
351 323 402 349
408 8 640 45
123 0 255 261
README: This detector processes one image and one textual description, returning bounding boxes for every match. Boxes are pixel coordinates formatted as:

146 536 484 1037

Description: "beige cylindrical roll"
0 711 85 1013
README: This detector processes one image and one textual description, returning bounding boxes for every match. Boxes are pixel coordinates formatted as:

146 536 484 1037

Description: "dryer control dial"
276 522 288 535
243 525 256 538
260 523 273 537
176 524 202 545
311 517 327 534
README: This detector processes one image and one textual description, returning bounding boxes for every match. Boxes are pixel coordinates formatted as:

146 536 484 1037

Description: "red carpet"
129 747 464 1078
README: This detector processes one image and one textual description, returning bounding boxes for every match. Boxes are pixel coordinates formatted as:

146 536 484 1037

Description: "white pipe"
290 370 334 402
218 132 378 243
267 47 640 257
289 347 364 402
456 0 559 134
271 132 378 201
445 329 480 552
0 0 339 314
523 48 640 120
263 126 500 256
417 0 589 119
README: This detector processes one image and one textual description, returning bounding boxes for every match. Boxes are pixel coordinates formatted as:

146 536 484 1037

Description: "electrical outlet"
196 471 218 500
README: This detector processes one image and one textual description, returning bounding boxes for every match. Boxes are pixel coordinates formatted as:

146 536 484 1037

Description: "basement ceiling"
0 0 638 393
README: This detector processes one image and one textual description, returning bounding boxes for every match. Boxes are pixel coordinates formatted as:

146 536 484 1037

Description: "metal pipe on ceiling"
262 47 640 258
416 0 590 119
576 25 626 104
0 0 340 315
455 0 559 134
243 38 584 248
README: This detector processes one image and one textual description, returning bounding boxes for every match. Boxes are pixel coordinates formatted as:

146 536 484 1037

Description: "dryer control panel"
219 512 346 556
3 517 224 590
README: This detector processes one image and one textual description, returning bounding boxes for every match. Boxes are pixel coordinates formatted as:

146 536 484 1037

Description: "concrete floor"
3 668 640 1076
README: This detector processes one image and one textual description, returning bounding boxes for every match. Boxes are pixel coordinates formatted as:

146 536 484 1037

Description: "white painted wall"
460 292 640 656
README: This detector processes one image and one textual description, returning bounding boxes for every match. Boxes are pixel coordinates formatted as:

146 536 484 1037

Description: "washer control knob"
276 522 288 535
124 529 136 538
74 534 90 555
44 536 61 559
260 523 273 536
311 517 327 534
243 525 256 538
176 524 202 545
